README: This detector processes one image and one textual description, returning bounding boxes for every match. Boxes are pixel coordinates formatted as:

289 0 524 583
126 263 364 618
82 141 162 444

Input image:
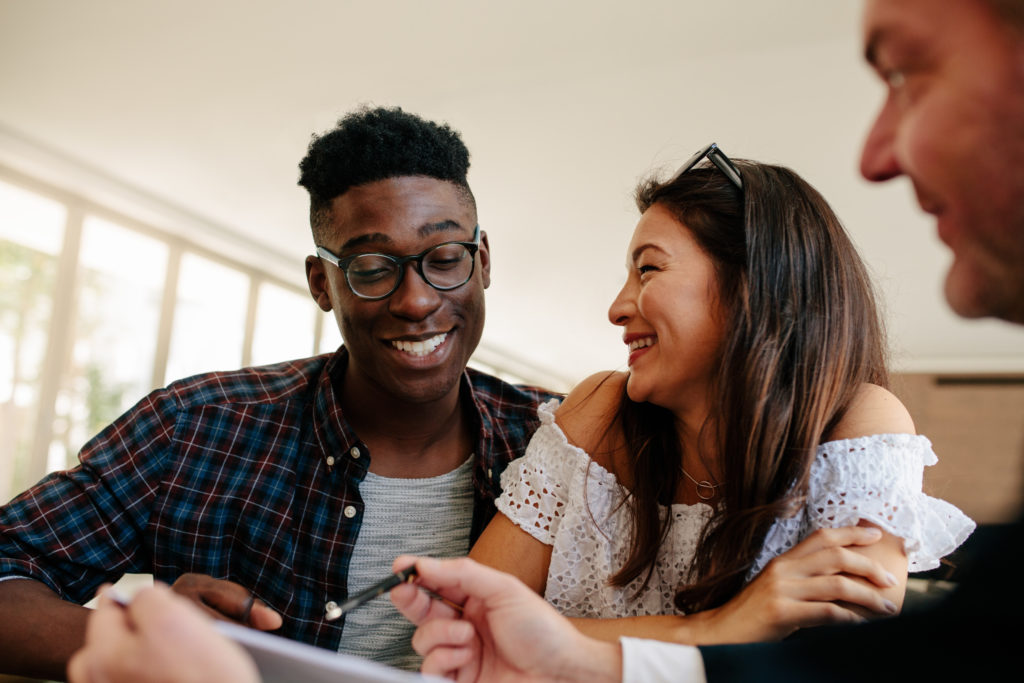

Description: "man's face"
860 0 1024 323
305 176 489 405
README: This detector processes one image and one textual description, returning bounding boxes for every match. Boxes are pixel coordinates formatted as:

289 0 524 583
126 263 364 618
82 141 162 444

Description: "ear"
479 230 491 289
305 255 333 312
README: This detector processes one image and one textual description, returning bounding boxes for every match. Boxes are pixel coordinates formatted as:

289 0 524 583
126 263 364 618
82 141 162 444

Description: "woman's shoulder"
553 371 627 469
825 382 916 442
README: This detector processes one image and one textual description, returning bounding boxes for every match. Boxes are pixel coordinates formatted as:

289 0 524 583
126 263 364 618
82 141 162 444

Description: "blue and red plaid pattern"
0 348 558 651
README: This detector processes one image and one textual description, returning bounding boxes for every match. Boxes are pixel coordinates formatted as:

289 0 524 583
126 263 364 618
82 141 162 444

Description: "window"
251 280 317 366
49 217 170 472
0 180 66 500
0 174 319 499
165 252 250 382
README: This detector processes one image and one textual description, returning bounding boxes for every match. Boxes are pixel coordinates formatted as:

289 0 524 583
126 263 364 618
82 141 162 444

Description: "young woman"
470 144 974 645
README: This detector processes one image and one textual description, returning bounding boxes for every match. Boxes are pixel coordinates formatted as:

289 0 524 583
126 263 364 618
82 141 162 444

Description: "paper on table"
214 621 445 683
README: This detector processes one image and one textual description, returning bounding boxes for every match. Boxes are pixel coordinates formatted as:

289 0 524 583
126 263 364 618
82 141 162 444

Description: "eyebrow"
630 243 667 263
863 26 886 67
339 220 466 253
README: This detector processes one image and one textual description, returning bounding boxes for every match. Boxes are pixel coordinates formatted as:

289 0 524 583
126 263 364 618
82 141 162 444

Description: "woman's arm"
569 525 900 644
471 371 627 594
469 513 553 595
820 382 918 613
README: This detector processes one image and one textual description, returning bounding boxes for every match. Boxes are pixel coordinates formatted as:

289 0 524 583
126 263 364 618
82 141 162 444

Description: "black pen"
325 565 462 621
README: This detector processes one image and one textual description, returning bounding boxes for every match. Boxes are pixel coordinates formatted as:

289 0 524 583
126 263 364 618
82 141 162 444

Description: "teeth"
392 333 447 357
628 337 655 352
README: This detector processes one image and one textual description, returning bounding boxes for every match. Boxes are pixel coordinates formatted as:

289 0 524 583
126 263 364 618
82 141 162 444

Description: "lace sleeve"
495 399 581 545
804 433 975 571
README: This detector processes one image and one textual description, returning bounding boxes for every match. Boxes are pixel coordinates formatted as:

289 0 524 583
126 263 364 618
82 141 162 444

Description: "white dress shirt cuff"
620 637 707 683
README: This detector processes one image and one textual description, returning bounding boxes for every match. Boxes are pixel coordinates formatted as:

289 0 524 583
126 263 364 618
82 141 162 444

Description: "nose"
387 263 442 321
608 280 636 327
860 97 902 182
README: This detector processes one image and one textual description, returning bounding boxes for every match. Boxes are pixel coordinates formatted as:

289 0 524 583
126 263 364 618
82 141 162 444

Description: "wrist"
558 636 622 683
675 607 718 646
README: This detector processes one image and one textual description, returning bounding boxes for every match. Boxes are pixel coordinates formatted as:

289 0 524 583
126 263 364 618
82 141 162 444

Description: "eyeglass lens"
346 242 475 298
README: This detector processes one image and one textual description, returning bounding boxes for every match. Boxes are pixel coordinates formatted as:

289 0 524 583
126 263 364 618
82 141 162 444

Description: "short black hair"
298 106 474 242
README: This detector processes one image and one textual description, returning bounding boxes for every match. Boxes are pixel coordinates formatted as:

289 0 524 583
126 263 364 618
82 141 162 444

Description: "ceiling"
2 0 1022 388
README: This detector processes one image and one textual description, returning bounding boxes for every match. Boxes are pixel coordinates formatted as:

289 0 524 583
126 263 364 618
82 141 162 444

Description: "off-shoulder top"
496 399 976 618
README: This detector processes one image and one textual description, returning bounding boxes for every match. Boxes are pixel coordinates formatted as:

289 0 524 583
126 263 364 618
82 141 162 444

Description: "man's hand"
67 584 260 683
170 573 282 630
391 555 622 683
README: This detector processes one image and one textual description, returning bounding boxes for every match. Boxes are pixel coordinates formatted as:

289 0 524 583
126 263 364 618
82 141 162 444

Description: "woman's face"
608 204 726 417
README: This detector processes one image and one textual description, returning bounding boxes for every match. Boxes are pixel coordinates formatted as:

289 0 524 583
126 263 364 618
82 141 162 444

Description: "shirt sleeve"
0 387 178 602
621 637 707 683
495 399 579 545
803 433 975 571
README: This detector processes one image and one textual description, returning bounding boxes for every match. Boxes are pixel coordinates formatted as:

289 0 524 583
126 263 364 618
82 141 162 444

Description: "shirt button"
344 505 357 518
326 456 335 467
487 468 493 479
325 601 338 615
350 446 361 459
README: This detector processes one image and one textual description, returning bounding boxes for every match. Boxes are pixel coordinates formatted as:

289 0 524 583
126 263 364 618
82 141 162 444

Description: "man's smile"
390 332 449 357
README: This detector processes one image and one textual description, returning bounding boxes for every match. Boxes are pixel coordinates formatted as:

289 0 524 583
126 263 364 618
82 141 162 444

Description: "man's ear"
305 256 333 312
479 231 491 289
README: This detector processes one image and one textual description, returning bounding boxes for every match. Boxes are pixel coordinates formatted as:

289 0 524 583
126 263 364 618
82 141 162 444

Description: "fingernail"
453 620 473 641
884 599 897 614
885 572 898 586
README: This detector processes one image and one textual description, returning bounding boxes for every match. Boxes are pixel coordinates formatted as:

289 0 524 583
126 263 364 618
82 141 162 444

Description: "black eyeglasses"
668 142 743 190
316 226 481 300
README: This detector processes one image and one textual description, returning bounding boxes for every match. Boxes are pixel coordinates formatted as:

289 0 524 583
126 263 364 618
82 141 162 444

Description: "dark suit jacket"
699 515 1022 681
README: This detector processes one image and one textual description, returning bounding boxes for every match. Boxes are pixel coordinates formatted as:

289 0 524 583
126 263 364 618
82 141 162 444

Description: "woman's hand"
693 526 900 643
391 556 622 683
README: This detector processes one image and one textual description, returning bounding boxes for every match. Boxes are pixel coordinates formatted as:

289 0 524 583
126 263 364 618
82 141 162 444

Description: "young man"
0 106 557 679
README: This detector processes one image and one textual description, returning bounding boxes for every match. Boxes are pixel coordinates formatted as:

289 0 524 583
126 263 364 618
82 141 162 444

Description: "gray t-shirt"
337 455 475 670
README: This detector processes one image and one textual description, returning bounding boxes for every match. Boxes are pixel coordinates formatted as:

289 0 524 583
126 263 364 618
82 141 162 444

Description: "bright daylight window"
0 175 322 503
252 280 317 366
50 217 170 473
165 252 250 383
0 180 66 501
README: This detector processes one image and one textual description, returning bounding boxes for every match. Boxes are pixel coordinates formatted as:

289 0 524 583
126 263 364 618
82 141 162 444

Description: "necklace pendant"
696 481 717 500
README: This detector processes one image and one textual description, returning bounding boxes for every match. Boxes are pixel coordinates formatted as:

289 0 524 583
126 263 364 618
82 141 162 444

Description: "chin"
624 374 650 405
944 267 1001 320
401 369 465 404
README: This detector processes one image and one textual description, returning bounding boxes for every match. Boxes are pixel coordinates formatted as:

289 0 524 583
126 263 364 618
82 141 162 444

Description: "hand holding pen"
325 564 463 621
388 556 622 682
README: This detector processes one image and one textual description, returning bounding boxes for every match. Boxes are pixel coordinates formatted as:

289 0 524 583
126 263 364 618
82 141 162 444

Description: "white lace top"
496 400 976 619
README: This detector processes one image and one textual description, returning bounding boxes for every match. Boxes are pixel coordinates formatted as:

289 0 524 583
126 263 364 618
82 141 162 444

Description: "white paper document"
215 621 444 683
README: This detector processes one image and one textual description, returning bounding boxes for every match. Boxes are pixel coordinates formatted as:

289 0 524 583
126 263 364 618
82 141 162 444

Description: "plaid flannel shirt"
0 347 558 650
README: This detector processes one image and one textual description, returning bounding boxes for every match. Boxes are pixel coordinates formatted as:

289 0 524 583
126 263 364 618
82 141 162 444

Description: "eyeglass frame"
668 142 744 190
315 225 481 300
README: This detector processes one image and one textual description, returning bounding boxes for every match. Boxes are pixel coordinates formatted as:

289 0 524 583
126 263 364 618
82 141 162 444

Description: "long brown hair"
607 160 888 612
